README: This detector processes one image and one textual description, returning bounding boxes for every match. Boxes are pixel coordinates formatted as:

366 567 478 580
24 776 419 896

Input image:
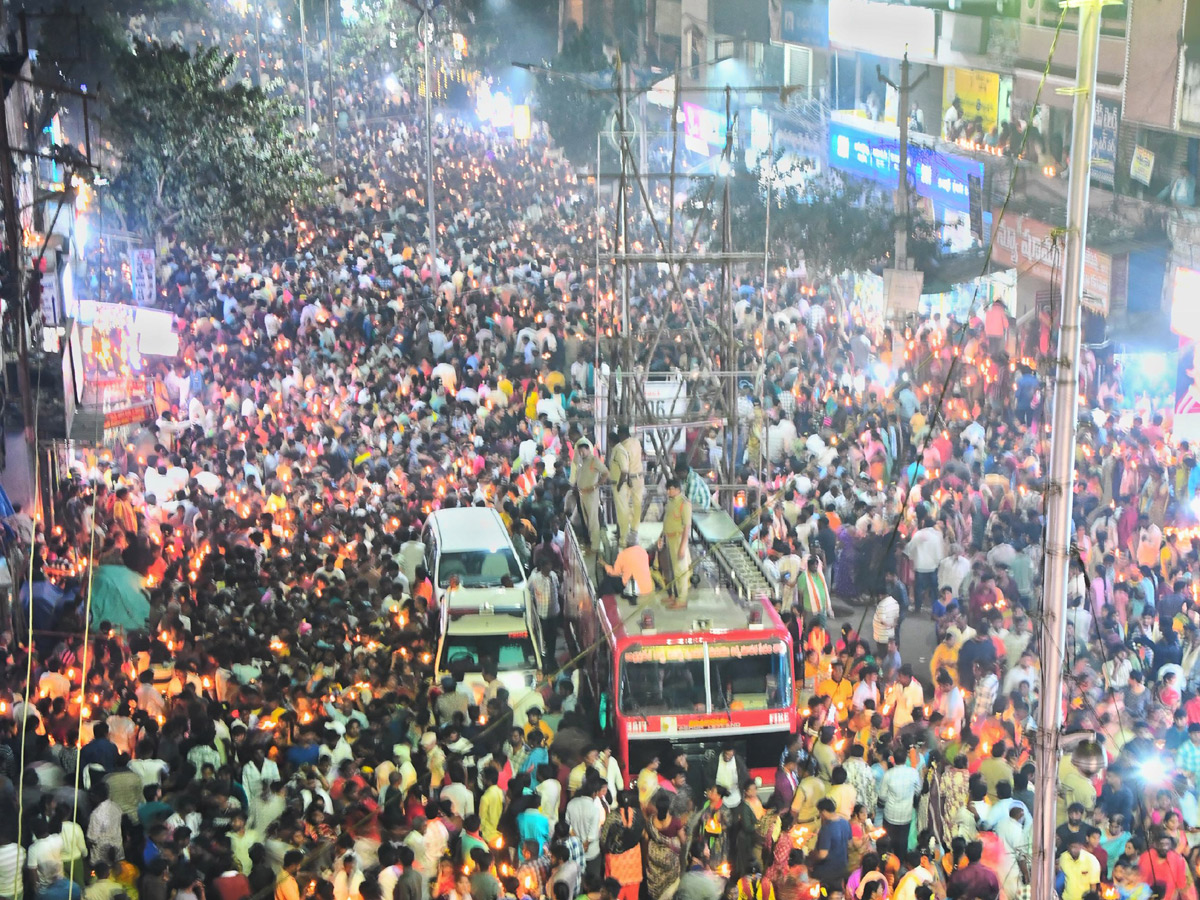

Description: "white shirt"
565 796 604 860
0 842 26 900
938 555 971 596
905 527 946 572
873 595 900 642
538 778 562 825
714 755 742 806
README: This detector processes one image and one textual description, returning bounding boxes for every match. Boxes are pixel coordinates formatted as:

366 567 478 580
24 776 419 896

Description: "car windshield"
441 631 539 672
438 548 524 588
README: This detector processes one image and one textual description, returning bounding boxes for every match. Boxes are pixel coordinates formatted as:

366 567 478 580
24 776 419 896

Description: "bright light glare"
1141 757 1167 784
476 82 513 128
872 362 891 385
718 159 732 177
383 74 400 95
1142 353 1167 380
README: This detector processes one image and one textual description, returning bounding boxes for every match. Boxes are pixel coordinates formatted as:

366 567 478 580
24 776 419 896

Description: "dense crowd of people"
2 9 1200 900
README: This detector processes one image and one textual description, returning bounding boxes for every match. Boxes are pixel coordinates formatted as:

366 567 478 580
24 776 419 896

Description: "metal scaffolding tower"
595 63 772 509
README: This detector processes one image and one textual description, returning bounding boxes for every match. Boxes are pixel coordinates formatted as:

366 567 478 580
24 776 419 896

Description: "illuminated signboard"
828 119 984 213
683 102 728 156
623 641 782 664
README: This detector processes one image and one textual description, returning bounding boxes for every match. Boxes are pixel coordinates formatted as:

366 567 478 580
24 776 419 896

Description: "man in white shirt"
564 778 605 881
1002 651 1039 696
938 544 971 598
905 521 946 613
873 595 900 648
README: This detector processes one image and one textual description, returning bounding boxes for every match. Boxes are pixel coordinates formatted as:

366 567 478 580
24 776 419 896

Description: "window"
620 655 707 715
618 639 793 715
441 631 538 672
437 548 524 588
708 641 792 711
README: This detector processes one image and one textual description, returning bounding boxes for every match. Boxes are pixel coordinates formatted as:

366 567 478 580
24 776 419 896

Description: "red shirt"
1184 695 1200 726
213 872 251 900
1138 850 1189 900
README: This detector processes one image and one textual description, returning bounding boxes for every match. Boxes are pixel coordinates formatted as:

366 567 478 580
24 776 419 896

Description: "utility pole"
616 54 632 425
1031 1 1109 899
419 2 440 288
298 0 313 130
759 129 773 500
721 85 738 509
326 0 336 167
877 51 927 268
253 0 264 86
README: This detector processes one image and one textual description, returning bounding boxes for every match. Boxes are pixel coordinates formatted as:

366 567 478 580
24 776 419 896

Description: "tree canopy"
690 158 943 279
107 39 321 243
534 29 612 165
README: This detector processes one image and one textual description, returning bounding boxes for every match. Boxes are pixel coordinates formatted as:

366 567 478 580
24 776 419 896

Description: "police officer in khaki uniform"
661 477 692 608
569 438 607 550
609 424 644 543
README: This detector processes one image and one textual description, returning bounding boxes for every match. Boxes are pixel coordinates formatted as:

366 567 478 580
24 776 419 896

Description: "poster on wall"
130 248 156 307
1131 146 1156 186
943 68 1002 132
1092 98 1120 187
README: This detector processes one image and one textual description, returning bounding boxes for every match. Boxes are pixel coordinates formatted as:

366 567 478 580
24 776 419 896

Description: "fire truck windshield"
618 639 792 715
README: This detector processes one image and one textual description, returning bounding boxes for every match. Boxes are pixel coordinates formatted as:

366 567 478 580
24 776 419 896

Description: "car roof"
426 507 514 553
444 611 531 636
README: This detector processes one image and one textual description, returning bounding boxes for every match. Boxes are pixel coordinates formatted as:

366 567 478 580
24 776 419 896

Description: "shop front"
989 211 1114 322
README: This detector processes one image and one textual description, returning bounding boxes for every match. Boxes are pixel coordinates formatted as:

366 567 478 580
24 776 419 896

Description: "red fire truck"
563 507 796 786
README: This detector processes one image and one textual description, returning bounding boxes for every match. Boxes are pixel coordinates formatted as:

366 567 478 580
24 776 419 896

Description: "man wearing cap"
570 439 607 551
609 425 644 542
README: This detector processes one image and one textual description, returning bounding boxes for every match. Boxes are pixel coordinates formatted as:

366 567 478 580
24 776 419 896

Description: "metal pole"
595 129 602 441
895 54 910 266
722 85 737 508
616 56 632 425
421 6 440 288
878 51 926 269
759 130 773 501
298 0 312 129
253 0 263 86
326 0 335 167
1031 2 1104 899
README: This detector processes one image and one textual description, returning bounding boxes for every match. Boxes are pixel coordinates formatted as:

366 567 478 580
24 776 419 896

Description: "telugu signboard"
990 213 1112 314
1092 97 1120 188
772 0 829 47
828 118 985 213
